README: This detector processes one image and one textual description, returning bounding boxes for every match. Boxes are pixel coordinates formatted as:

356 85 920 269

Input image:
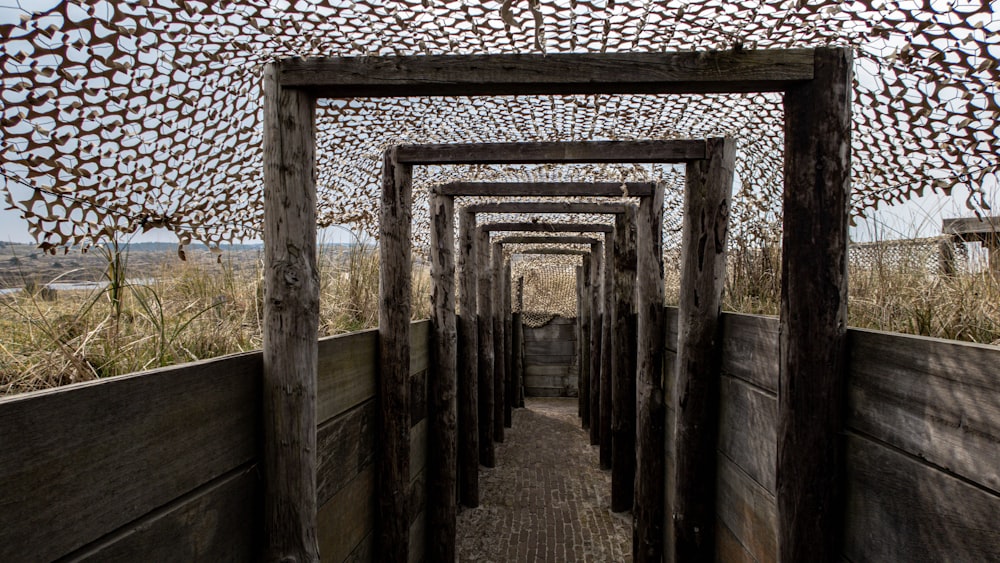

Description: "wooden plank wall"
0 320 432 563
662 307 1000 562
522 316 579 397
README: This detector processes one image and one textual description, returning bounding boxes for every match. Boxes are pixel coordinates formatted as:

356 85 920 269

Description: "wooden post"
503 259 514 426
515 276 525 408
576 265 585 418
580 255 592 428
377 146 413 561
600 234 614 469
477 229 496 467
428 193 457 561
261 63 320 562
611 205 638 513
634 182 665 563
457 209 479 507
492 242 506 442
589 241 603 445
672 138 736 561
779 47 852 562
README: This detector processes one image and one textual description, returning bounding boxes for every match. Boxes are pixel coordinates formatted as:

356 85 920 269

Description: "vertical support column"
516 275 526 408
503 259 514 426
428 193 457 561
457 209 479 507
611 205 638 513
600 233 614 469
779 47 852 563
580 255 592 428
672 138 736 561
634 183 665 563
589 241 603 445
492 242 506 442
576 264 585 418
477 229 496 467
261 63 320 562
378 146 413 561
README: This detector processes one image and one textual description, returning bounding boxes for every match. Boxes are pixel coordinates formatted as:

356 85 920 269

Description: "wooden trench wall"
521 316 580 397
0 321 432 563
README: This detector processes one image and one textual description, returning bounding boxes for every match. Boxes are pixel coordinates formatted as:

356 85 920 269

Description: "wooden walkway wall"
522 316 579 397
0 321 431 563
663 308 1000 562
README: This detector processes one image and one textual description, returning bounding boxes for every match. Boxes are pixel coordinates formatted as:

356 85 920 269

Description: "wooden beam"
436 181 657 197
579 257 592 429
491 242 505 443
481 222 614 234
635 183 665 563
576 264 586 420
278 50 815 96
477 229 496 467
672 138 737 561
514 275 525 408
427 193 457 562
611 205 638 512
942 216 1000 238
497 235 600 246
457 209 479 507
377 146 413 561
465 202 628 215
261 62 320 562
511 248 591 256
589 240 603 446
400 141 706 164
600 232 614 469
503 259 514 426
778 47 853 562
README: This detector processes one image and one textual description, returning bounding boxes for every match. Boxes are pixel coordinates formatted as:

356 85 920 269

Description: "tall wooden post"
477 229 496 467
589 241 603 445
457 209 480 507
580 255 592 429
611 205 638 513
261 63 320 562
515 275 525 408
428 193 457 561
503 259 514 426
672 138 736 561
600 234 614 469
492 242 506 442
779 47 852 562
576 265 585 418
634 183 665 563
377 146 413 561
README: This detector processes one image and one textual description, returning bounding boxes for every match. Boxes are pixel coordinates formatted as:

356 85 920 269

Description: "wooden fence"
522 316 579 397
0 321 431 563
663 307 1000 562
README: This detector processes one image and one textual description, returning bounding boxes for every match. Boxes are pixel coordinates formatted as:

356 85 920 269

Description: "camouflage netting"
1 1 998 254
510 252 582 327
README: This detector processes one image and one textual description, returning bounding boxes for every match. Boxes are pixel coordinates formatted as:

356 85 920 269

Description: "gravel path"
456 397 633 562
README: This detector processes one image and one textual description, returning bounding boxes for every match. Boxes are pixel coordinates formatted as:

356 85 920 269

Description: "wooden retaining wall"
664 307 1000 562
0 320 431 563
522 316 579 397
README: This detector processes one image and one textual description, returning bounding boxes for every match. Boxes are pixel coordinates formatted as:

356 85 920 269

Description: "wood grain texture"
512 247 590 256
396 140 707 164
512 309 525 408
438 181 657 197
428 193 457 563
457 209 479 507
589 242 603 445
580 256 592 428
262 62 320 561
718 375 777 493
716 453 778 563
634 183 666 563
476 229 496 467
317 330 377 424
843 432 1000 563
465 202 628 215
503 261 514 426
611 206 638 512
672 137 736 561
499 235 600 245
377 146 413 561
715 519 757 563
720 313 779 392
316 399 377 508
777 47 853 563
317 466 375 563
523 318 577 340
279 51 815 96
482 222 614 234
600 233 614 469
492 242 505 443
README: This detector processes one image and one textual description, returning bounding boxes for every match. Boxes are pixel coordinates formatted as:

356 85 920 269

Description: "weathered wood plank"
580 256 592 429
716 453 778 563
492 242 505 443
523 320 578 341
843 432 1000 563
477 229 496 467
427 192 457 562
718 375 777 493
409 369 428 428
524 340 577 356
672 137 736 561
525 387 578 398
438 182 657 197
777 46 853 563
715 519 757 563
524 365 579 379
503 261 514 427
589 241 603 446
0 353 261 562
465 202 628 215
664 306 679 352
457 210 479 507
409 319 430 375
482 222 614 234
720 313 779 393
524 353 578 367
262 61 320 561
523 374 579 390
513 247 590 256
611 205 638 512
279 51 815 96
512 309 525 409
377 145 413 561
316 399 376 507
408 510 426 563
847 329 1000 492
600 234 614 469
317 466 375 563
317 330 377 424
499 235 600 245
410 419 428 482
397 140 707 164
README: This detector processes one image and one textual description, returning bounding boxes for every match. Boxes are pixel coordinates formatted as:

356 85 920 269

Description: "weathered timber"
457 209 479 506
634 183 665 563
397 140 707 164
318 465 375 563
482 222 614 234
503 260 514 426
437 181 657 197
942 215 1000 238
498 235 600 245
589 240 603 445
515 276 525 408
512 247 590 256
580 256 592 428
378 146 413 561
718 374 778 493
427 193 457 562
672 137 736 562
261 63 320 562
576 265 586 417
599 231 614 469
465 202 628 215
777 47 853 563
317 330 377 424
476 229 496 467
278 51 815 96
716 452 778 563
611 205 638 512
491 242 505 443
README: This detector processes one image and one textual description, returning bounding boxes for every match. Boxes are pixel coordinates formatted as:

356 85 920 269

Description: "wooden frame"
262 49 851 563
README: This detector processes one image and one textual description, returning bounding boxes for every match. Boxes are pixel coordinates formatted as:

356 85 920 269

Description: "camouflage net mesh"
1 1 998 253
510 252 582 327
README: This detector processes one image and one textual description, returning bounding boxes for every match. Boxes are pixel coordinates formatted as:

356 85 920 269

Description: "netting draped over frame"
510 252 581 327
1 1 997 252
